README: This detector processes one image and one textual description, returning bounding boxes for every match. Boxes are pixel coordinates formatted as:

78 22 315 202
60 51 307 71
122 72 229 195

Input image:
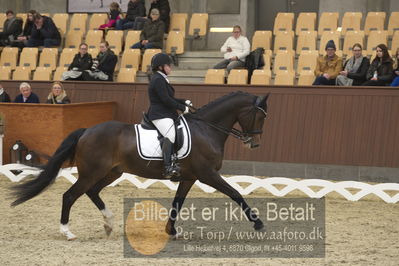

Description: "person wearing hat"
146 53 192 180
131 8 165 50
313 40 343 85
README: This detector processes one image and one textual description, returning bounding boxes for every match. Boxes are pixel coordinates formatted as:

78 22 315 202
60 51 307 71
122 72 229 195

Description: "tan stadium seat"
105 30 123 55
188 13 208 37
318 12 339 35
86 30 103 49
16 13 27 26
319 31 340 54
0 47 19 69
39 48 58 70
227 69 248 85
69 13 88 32
0 66 12 80
298 70 315 85
53 67 67 81
120 49 141 70
263 52 272 71
0 13 6 31
296 31 317 54
166 31 184 55
295 13 317 35
251 31 272 51
41 13 50 17
343 31 365 56
341 12 362 35
52 13 68 35
13 67 31 80
59 48 78 68
204 69 225 84
117 68 137 82
33 67 52 81
19 48 39 70
169 13 188 35
366 30 388 56
273 50 294 74
297 50 318 74
64 30 83 49
274 70 295 85
388 12 399 36
391 31 399 54
125 30 141 50
364 12 386 36
250 69 271 85
273 31 294 53
89 13 107 30
88 48 99 57
273 12 294 35
141 49 162 72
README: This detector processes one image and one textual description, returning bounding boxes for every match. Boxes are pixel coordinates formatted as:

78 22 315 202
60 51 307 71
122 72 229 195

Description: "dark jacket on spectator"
14 93 40 103
148 0 170 32
0 90 11 102
30 16 61 42
344 57 370 86
96 50 118 81
68 53 93 71
140 19 165 49
22 19 34 38
46 95 71 104
126 0 146 21
109 9 121 20
366 57 394 85
0 16 23 44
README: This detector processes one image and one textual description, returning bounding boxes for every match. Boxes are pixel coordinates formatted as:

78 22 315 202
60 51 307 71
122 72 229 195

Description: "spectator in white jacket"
214 25 250 73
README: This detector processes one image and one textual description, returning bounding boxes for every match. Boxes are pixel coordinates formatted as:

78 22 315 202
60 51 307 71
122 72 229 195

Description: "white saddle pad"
134 116 192 160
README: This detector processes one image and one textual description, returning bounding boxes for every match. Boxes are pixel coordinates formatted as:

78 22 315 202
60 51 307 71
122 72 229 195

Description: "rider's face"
163 64 172 75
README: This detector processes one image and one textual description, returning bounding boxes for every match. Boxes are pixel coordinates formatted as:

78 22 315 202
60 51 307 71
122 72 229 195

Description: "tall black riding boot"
162 138 180 180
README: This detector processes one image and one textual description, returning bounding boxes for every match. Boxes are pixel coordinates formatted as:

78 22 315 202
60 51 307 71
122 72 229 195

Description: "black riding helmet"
151 53 172 72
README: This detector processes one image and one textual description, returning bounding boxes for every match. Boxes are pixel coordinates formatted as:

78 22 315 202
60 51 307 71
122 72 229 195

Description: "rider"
147 53 192 179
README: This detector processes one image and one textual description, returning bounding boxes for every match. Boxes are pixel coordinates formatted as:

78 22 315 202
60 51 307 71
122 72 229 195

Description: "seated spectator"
0 10 23 46
313 40 342 85
391 48 399 87
62 43 93 81
46 82 71 104
99 2 122 30
27 13 61 47
131 8 164 50
362 44 393 86
12 10 37 48
213 25 250 74
135 0 170 32
82 41 117 81
336 43 370 86
0 82 11 102
14 82 40 103
115 0 146 30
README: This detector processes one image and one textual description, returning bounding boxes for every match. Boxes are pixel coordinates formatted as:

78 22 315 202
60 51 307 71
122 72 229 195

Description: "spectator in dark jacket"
336 43 370 86
82 41 118 81
27 13 61 47
12 10 37 48
99 2 122 30
362 44 394 86
391 48 399 87
131 8 165 49
0 10 23 46
0 83 11 102
62 43 93 81
148 0 170 32
14 82 40 103
116 0 146 30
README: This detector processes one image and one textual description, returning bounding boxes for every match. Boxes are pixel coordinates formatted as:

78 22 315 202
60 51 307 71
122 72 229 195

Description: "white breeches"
152 118 176 143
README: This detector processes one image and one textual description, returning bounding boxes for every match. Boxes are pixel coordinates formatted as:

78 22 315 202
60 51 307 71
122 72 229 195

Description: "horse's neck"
199 104 239 130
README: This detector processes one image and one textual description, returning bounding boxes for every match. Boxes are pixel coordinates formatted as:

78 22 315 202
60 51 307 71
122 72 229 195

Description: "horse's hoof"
67 235 77 241
254 220 265 231
104 224 113 236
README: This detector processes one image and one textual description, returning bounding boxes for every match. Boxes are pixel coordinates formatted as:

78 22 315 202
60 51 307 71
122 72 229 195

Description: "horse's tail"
11 128 87 207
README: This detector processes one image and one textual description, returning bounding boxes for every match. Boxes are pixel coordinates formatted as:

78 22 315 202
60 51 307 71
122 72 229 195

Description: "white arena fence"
1 164 398 204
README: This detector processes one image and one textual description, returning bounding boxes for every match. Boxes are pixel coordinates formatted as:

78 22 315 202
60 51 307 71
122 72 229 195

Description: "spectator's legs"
362 80 387 86
115 19 125 30
131 41 142 49
122 21 135 30
313 76 335 85
143 43 155 49
43 38 61 48
213 59 230 69
391 76 399 87
26 38 44 47
226 60 245 74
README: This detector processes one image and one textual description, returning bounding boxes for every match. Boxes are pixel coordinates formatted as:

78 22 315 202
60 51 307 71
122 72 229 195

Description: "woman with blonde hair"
391 48 399 87
46 82 71 104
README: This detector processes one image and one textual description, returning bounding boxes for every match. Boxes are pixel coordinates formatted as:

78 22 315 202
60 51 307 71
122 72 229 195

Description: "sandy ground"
0 175 398 266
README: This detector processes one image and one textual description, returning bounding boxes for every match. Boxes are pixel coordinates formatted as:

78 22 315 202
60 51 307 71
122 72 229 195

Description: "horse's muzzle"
243 136 260 149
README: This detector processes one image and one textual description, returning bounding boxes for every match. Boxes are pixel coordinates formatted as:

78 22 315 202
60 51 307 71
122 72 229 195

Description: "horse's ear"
258 93 270 108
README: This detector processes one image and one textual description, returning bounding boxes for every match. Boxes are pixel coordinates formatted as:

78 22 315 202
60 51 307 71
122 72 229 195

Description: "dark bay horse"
11 91 270 240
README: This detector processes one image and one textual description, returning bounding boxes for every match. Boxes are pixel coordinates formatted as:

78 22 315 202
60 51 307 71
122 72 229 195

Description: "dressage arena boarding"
0 164 398 265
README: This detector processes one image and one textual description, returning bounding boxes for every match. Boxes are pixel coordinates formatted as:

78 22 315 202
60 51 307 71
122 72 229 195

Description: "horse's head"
237 93 270 148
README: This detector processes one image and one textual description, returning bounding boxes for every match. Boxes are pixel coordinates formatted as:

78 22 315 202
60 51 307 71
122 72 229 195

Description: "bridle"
188 96 267 144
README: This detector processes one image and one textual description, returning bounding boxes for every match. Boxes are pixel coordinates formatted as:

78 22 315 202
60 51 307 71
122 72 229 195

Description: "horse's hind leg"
86 169 122 236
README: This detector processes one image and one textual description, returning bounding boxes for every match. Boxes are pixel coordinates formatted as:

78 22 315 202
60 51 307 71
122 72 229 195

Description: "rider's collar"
157 71 169 84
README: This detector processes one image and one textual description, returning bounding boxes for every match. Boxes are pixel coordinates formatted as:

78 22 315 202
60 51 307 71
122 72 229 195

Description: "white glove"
183 106 190 114
185 100 193 106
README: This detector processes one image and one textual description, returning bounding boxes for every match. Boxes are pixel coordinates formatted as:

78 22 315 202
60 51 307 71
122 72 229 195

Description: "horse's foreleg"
166 179 195 237
198 171 264 231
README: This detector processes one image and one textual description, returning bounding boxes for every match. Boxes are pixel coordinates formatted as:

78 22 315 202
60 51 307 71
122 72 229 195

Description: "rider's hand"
183 106 190 114
185 100 193 106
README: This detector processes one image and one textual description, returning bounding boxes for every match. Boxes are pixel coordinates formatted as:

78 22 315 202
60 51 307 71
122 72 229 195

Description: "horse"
11 91 270 240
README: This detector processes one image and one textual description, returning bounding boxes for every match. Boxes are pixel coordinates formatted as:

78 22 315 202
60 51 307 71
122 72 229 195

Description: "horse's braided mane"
196 91 254 114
